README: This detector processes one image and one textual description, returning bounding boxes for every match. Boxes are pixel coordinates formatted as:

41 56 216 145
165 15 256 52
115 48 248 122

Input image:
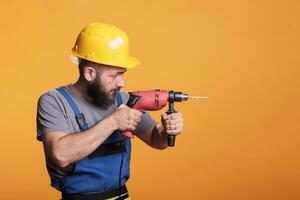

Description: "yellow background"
0 0 299 199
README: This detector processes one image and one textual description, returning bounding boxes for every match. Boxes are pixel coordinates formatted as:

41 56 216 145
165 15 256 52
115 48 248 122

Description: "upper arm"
132 111 156 147
42 131 67 151
37 92 72 165
42 131 78 169
132 111 156 136
36 92 70 141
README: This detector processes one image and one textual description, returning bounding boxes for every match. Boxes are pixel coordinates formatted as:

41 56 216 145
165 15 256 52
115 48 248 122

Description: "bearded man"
36 22 184 200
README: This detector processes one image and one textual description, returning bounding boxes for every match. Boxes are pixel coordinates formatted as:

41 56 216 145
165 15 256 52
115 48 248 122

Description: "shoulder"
38 89 62 105
37 87 69 112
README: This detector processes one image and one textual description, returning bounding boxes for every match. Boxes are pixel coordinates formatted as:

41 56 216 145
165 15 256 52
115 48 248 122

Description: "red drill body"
128 90 169 110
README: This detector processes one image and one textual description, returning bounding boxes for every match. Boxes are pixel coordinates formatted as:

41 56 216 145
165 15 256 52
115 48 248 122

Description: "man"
37 22 184 200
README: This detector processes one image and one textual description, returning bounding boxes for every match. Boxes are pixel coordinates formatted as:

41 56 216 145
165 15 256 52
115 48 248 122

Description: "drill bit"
178 93 208 101
188 95 208 99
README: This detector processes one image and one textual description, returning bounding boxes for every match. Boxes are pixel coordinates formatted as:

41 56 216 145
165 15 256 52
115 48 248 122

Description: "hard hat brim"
71 51 140 69
116 55 140 69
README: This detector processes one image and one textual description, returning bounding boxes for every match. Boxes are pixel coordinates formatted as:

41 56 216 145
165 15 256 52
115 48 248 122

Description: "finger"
127 122 136 130
136 111 142 118
161 119 170 126
134 117 141 123
164 118 181 125
167 113 179 120
130 126 136 131
131 110 142 118
132 108 141 114
130 110 139 119
165 123 183 135
172 118 184 125
168 114 175 120
169 112 182 120
165 124 176 130
167 128 181 135
170 114 184 122
166 120 175 125
173 121 184 131
161 119 169 125
166 129 177 135
131 121 138 127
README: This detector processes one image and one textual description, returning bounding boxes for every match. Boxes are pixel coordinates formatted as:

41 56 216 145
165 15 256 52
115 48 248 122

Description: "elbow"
56 159 70 169
42 135 73 168
152 143 168 150
52 151 71 168
150 140 168 150
155 146 168 150
150 136 168 150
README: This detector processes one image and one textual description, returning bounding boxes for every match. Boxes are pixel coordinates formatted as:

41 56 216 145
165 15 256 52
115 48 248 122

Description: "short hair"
78 58 88 76
78 59 104 78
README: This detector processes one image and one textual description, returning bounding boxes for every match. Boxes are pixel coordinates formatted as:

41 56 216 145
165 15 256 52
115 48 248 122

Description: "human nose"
116 75 125 87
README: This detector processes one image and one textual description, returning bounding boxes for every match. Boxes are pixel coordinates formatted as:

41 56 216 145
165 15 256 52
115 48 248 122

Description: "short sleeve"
36 93 70 141
133 111 156 135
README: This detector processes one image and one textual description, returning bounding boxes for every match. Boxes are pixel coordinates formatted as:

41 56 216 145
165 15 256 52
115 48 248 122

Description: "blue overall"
54 86 131 194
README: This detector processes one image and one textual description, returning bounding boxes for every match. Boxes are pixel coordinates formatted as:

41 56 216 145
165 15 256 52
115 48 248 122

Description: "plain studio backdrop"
0 0 299 199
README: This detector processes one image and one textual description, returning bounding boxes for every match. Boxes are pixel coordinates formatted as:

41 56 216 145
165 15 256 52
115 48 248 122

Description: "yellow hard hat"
71 22 140 68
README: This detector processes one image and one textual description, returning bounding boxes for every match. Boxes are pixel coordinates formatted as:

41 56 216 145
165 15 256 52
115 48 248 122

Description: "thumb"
156 123 164 132
156 123 162 129
161 112 168 120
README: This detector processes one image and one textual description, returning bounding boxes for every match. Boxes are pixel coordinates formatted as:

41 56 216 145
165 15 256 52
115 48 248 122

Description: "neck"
72 79 93 104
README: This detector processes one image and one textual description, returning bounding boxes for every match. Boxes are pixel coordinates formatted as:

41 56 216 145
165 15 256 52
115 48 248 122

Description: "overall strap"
56 87 122 132
56 86 89 131
115 91 122 107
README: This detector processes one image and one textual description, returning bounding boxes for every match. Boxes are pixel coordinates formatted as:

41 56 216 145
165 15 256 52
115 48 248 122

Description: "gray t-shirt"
36 84 156 181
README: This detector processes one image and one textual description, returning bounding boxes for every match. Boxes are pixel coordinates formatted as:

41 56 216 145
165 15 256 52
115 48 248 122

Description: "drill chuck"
168 91 188 102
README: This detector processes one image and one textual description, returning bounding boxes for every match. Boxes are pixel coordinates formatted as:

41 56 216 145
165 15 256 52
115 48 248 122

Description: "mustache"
112 87 121 92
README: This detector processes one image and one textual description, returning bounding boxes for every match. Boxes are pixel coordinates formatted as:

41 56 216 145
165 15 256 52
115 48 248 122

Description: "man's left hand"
161 112 184 135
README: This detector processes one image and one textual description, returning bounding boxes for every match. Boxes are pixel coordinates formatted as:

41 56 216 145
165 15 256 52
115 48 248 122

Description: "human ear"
83 66 97 82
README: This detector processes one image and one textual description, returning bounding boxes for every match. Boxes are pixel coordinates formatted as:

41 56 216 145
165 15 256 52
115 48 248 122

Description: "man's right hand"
110 104 142 131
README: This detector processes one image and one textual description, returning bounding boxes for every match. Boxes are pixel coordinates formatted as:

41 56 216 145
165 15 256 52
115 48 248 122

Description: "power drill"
121 89 208 146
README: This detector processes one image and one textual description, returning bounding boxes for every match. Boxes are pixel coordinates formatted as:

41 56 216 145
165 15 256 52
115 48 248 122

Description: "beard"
86 77 120 109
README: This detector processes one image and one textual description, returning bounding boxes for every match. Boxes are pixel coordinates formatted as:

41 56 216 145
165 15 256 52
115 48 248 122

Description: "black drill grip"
166 101 176 147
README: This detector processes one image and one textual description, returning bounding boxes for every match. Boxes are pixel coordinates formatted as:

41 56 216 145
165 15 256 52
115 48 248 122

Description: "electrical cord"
118 137 126 199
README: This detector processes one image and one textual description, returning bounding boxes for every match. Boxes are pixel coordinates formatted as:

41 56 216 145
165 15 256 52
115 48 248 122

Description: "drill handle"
166 101 177 147
120 94 141 138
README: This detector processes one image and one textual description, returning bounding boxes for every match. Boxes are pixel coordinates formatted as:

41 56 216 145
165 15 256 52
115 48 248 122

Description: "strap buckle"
75 113 88 131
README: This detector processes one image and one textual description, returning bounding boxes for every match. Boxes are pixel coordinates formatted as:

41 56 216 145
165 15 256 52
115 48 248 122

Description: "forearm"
150 124 169 150
52 115 117 167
